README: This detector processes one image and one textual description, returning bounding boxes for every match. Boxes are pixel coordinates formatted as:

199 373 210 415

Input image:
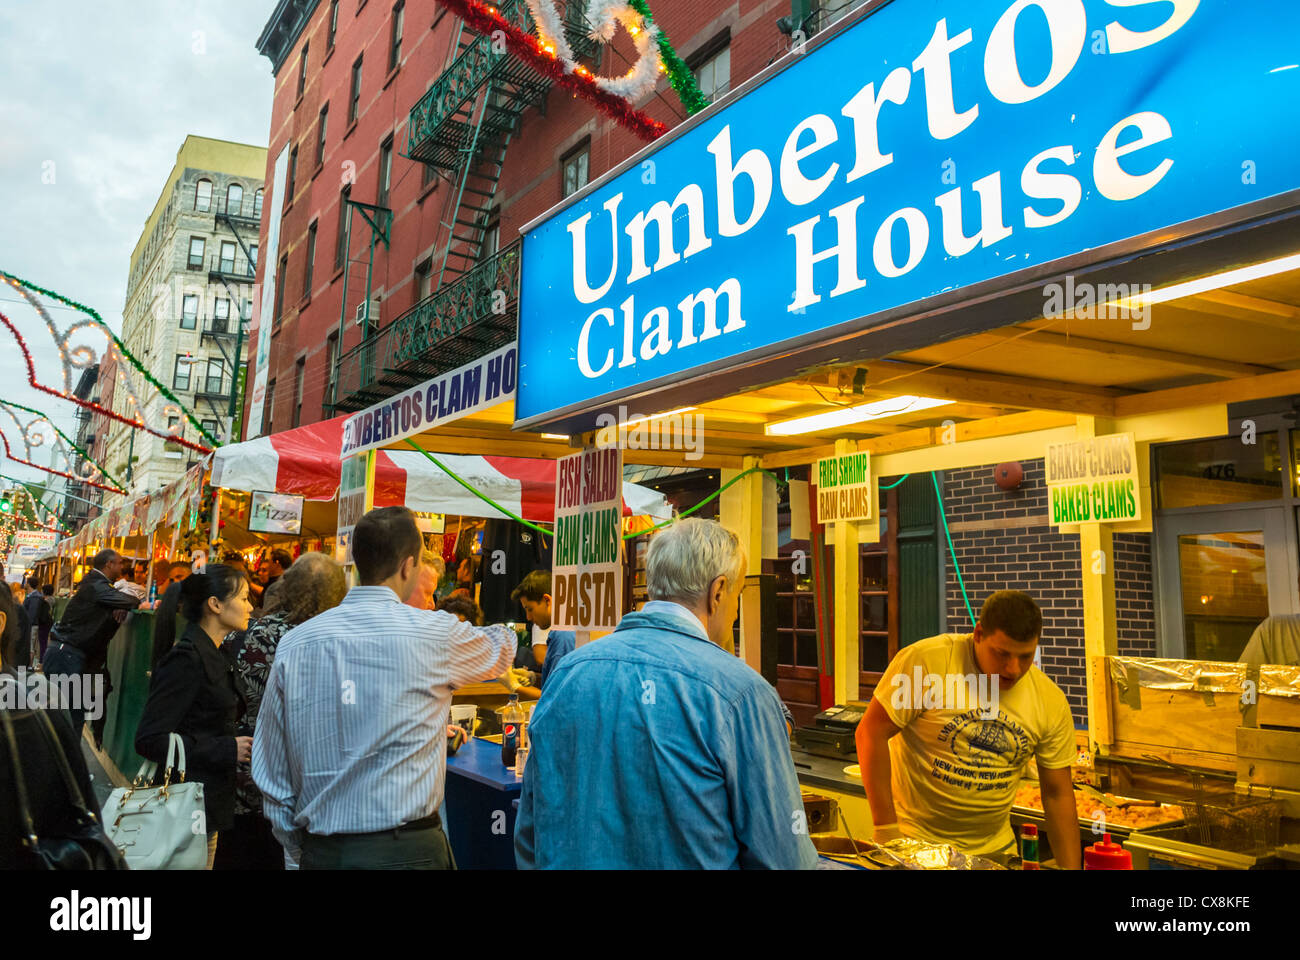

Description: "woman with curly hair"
217 551 346 870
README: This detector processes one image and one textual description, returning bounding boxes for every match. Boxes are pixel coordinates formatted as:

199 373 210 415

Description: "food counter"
443 736 522 870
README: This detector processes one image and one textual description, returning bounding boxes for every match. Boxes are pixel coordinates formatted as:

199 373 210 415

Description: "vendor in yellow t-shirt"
855 590 1082 868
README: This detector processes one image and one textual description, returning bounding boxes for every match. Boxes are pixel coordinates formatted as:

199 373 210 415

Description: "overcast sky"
0 0 273 501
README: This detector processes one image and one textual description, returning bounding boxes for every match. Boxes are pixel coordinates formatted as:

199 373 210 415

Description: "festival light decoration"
0 271 217 452
0 399 127 493
437 0 666 140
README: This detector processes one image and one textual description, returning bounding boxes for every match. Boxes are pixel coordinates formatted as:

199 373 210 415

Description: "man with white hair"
515 518 816 869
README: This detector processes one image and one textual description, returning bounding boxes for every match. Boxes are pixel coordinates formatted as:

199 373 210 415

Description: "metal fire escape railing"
326 1 593 414
332 241 520 412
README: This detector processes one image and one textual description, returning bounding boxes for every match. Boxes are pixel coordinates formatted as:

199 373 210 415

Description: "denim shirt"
514 607 817 869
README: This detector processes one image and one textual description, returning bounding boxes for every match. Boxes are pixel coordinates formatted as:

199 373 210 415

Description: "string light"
0 271 219 450
0 307 214 455
434 0 666 141
0 398 127 491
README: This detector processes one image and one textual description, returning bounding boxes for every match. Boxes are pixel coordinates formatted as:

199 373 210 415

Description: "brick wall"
941 460 1156 726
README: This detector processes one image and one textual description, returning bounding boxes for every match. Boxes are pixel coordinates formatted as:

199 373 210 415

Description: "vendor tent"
211 417 671 521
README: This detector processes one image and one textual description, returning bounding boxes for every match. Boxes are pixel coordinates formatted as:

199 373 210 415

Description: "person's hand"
112 609 128 624
235 736 253 764
872 822 903 844
500 669 521 692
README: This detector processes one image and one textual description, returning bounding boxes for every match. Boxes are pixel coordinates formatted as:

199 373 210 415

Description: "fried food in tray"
1013 782 1183 829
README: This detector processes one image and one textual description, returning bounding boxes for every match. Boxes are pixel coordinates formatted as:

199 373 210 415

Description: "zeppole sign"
516 0 1300 428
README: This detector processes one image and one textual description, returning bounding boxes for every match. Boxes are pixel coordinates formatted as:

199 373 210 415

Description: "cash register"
795 704 865 758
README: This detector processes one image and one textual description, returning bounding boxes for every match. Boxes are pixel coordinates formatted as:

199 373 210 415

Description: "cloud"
0 0 273 492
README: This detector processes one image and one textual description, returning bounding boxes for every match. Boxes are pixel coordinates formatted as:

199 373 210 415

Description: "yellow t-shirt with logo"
873 632 1076 856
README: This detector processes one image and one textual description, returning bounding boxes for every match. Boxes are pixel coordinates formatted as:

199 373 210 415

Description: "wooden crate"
1093 656 1300 773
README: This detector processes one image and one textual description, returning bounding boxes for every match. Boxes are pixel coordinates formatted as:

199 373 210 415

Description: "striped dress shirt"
251 586 516 861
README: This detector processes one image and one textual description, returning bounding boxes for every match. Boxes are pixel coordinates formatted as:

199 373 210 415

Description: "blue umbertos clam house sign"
516 0 1300 429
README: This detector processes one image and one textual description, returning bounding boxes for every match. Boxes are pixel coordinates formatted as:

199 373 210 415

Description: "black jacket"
135 623 247 833
22 591 52 632
49 570 140 664
0 673 100 869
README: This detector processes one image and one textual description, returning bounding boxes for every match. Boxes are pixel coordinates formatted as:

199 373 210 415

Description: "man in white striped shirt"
252 506 516 869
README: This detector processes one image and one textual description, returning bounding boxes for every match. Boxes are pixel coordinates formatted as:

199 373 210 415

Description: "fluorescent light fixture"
541 433 568 440
765 395 952 436
1111 252 1300 310
623 406 696 427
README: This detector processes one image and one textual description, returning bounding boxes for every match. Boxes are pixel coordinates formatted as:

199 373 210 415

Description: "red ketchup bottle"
1084 833 1133 870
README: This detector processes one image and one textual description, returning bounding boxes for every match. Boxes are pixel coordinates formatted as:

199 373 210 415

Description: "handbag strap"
171 732 188 781
30 707 100 824
0 679 46 849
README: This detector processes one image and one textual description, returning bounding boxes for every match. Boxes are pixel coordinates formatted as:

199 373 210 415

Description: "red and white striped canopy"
210 417 671 522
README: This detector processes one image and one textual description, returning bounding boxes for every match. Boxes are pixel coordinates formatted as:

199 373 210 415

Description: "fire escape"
329 0 597 413
201 194 263 439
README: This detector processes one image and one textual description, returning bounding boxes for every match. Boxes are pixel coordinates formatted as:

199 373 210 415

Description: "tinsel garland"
0 308 214 457
0 398 128 493
625 0 709 115
0 472 73 535
0 428 124 495
0 272 218 451
434 0 666 141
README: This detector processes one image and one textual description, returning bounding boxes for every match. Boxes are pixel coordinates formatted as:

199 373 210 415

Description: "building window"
254 188 264 218
165 416 183 457
188 237 205 269
201 418 220 442
288 145 298 199
328 0 340 49
335 185 351 269
316 104 329 168
562 142 589 198
181 294 198 329
293 357 306 428
226 183 243 215
691 40 731 104
206 358 226 395
195 179 212 212
173 356 192 391
297 42 309 99
349 56 363 124
275 253 288 321
326 333 340 412
389 2 404 72
213 297 230 333
304 221 318 296
220 240 236 274
377 137 393 209
250 243 259 269
242 298 253 321
263 379 276 435
414 258 432 302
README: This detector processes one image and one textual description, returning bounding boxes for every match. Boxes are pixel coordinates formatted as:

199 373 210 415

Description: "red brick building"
246 0 817 437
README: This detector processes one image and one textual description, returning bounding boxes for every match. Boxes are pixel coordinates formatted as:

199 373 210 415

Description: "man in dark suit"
41 549 142 737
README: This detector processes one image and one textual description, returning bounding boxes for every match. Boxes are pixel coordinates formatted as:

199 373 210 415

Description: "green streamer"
933 471 976 628
404 440 556 538
0 271 220 448
627 0 710 115
879 474 910 490
0 399 128 493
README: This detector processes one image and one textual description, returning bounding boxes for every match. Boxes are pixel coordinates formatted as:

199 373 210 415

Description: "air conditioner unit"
354 298 380 327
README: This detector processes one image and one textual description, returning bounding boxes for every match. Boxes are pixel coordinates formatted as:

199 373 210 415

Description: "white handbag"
102 733 208 870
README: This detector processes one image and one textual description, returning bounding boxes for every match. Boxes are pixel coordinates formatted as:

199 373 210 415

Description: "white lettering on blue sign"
517 0 1297 424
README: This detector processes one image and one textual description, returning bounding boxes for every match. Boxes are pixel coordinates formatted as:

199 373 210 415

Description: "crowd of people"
0 508 828 869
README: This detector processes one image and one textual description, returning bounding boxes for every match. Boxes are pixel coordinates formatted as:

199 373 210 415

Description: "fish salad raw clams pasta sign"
340 343 518 457
515 0 1300 427
336 454 368 567
551 446 624 631
816 450 873 522
1045 432 1140 524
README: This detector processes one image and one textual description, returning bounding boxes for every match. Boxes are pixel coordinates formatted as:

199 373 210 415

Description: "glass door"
1155 506 1297 660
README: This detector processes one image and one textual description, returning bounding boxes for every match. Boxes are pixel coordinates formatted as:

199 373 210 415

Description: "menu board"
551 446 623 632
